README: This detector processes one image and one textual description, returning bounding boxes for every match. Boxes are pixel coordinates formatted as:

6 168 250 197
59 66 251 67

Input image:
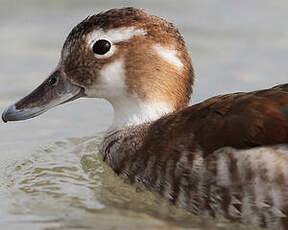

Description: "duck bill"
2 71 84 123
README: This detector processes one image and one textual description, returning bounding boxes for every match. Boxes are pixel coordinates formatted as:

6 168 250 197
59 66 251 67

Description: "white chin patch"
153 44 183 68
86 26 146 59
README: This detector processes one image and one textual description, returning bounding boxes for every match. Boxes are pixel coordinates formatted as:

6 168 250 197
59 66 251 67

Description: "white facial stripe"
153 44 183 68
86 26 146 59
86 26 146 45
104 27 146 43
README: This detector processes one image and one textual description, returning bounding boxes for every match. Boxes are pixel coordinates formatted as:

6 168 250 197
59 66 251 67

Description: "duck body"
102 83 288 170
2 7 288 229
164 83 288 155
101 83 288 228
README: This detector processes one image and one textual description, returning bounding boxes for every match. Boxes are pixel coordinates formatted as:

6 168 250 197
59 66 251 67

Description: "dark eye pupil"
92 39 111 55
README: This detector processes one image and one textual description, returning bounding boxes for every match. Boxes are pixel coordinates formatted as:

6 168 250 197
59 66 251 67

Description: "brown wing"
147 84 288 155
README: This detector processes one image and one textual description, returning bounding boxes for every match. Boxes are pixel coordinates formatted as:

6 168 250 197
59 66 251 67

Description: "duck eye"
92 39 111 55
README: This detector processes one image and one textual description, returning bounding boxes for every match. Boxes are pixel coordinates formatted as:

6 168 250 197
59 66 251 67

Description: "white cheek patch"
98 59 125 89
84 59 174 129
85 59 126 98
86 26 146 59
153 44 183 68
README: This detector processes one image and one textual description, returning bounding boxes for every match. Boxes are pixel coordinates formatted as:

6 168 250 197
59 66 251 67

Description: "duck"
2 7 288 229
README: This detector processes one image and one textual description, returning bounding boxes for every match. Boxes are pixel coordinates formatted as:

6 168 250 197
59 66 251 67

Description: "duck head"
2 7 194 129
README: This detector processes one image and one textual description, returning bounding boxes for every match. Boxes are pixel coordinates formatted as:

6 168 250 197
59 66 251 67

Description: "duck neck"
107 96 174 132
101 97 174 172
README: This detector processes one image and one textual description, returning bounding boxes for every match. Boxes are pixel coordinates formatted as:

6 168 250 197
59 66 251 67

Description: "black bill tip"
2 104 15 123
1 104 45 123
2 113 8 123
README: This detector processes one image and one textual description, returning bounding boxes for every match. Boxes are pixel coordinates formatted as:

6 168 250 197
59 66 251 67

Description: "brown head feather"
62 7 194 110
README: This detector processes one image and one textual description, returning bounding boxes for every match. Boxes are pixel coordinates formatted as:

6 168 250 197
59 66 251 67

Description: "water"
0 0 287 229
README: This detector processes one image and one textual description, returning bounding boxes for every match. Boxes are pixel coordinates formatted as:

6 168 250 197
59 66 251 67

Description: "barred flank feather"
102 127 288 229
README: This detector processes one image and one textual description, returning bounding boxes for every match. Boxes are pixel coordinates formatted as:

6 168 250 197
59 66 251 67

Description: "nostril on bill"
47 76 58 87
